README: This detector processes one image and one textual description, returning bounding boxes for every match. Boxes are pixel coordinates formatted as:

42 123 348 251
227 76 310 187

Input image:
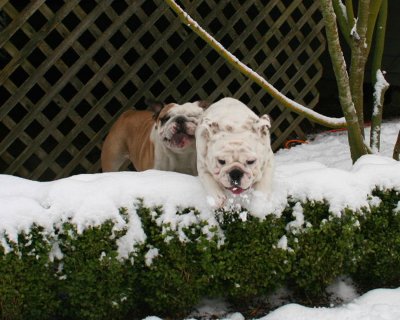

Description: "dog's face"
199 114 272 195
153 101 208 151
205 132 267 194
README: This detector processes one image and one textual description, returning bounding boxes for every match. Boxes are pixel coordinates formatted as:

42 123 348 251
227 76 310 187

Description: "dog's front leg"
253 157 274 196
198 166 226 208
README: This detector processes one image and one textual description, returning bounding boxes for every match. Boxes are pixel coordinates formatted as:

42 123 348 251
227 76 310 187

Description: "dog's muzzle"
227 169 247 195
175 116 186 127
229 169 243 186
164 116 195 149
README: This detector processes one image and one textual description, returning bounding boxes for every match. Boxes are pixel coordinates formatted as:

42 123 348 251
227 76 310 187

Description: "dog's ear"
145 99 164 119
253 114 272 137
198 120 220 141
197 121 219 157
195 100 211 110
204 119 220 136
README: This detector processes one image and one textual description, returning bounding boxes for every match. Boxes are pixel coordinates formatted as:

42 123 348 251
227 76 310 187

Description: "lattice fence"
0 0 325 181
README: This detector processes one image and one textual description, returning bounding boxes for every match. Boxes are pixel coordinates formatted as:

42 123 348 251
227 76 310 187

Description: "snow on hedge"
1 121 399 259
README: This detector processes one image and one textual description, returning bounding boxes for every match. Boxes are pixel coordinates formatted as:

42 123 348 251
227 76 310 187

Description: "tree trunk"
348 0 371 137
319 0 369 162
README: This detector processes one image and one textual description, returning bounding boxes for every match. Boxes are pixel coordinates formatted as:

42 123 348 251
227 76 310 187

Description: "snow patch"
145 246 160 267
326 276 359 304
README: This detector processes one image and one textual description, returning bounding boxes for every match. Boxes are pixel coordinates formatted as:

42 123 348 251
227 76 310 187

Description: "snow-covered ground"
0 120 399 319
275 121 400 170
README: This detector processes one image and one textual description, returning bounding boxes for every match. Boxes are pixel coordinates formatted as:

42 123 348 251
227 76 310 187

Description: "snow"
260 288 400 320
338 1 347 22
350 18 359 39
326 276 358 304
145 246 160 267
373 69 389 115
276 235 289 251
0 119 399 319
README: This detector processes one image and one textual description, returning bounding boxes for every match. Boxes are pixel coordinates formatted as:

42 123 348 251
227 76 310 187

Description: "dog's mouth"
165 132 194 149
227 186 247 195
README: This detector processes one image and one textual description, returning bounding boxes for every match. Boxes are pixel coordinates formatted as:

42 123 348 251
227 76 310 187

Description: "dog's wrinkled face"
197 112 272 195
205 131 267 194
154 101 207 151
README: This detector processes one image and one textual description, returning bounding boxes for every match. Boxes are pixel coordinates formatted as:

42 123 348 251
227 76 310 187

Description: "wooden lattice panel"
0 0 325 180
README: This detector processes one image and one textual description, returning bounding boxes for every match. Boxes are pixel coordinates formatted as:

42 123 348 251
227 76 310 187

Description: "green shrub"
0 189 399 318
0 226 58 320
284 201 361 297
55 220 136 320
214 211 291 303
133 205 221 317
353 189 400 290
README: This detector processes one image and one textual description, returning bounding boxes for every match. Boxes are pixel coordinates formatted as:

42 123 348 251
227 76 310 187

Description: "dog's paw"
206 193 227 209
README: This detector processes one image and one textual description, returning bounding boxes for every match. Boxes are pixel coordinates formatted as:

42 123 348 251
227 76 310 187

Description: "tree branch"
394 130 400 161
370 0 388 152
366 0 383 48
345 0 355 24
332 0 351 45
164 0 347 129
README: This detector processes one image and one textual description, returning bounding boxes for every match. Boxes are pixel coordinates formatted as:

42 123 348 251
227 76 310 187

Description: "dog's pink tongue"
172 133 191 148
230 187 245 195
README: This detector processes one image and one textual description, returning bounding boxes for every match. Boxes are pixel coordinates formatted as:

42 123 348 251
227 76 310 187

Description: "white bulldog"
196 97 274 208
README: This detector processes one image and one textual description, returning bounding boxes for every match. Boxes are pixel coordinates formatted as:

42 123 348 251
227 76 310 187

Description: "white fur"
196 97 274 208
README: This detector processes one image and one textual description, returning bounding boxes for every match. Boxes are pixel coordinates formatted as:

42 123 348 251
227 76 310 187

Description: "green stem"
366 0 383 48
332 0 351 45
345 0 355 23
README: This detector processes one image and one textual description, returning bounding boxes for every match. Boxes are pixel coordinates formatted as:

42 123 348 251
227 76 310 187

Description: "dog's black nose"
175 116 186 125
229 169 243 186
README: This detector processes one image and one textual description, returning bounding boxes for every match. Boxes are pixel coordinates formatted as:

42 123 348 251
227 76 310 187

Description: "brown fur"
101 110 155 171
154 103 175 128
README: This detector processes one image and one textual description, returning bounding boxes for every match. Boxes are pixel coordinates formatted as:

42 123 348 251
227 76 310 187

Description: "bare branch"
345 0 355 24
366 0 383 48
332 0 351 45
370 0 389 152
164 0 347 129
394 130 400 161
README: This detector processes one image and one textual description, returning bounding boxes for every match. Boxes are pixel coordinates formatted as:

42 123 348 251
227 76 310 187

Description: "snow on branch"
164 0 347 129
350 18 361 41
373 69 389 112
370 69 390 152
338 0 348 22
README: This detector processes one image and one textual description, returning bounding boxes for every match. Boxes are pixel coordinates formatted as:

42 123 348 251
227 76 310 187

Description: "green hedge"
0 189 399 319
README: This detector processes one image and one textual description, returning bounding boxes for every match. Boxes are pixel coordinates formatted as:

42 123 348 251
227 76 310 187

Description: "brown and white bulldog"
196 97 274 208
101 101 208 175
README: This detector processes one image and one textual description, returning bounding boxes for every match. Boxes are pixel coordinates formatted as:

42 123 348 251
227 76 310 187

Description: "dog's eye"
160 116 170 125
246 159 256 165
217 159 226 165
